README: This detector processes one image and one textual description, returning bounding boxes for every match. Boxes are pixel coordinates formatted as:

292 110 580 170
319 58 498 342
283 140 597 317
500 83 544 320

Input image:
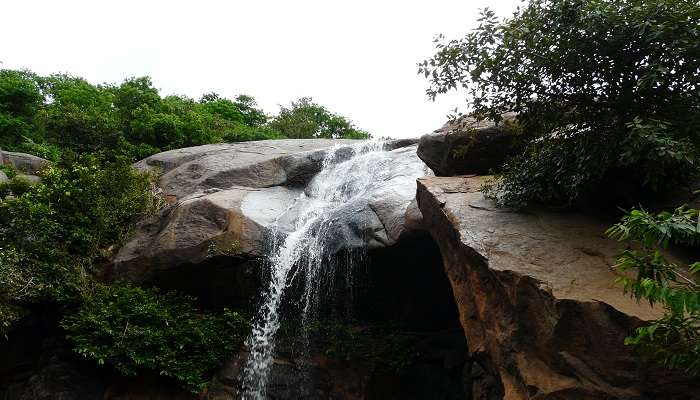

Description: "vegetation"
608 207 700 375
286 321 419 373
62 284 248 392
0 70 371 161
422 0 700 380
0 155 159 311
420 0 700 208
269 97 370 139
0 68 374 391
0 151 250 390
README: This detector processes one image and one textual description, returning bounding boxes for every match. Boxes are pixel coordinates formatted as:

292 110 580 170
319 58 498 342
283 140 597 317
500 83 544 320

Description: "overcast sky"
2 0 521 139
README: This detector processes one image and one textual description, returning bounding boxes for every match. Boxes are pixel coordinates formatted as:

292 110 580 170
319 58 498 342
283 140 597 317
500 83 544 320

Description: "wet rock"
416 175 700 400
112 139 428 283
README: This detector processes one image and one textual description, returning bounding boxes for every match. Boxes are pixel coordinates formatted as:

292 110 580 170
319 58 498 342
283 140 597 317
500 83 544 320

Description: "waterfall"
240 140 419 399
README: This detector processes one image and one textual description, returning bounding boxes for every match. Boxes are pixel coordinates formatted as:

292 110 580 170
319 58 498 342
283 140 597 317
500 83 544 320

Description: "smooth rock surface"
113 139 427 282
0 150 49 174
135 139 359 199
416 175 700 400
417 116 522 176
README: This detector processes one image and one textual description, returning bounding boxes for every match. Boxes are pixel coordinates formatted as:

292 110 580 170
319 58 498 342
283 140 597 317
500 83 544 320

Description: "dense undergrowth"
0 154 249 391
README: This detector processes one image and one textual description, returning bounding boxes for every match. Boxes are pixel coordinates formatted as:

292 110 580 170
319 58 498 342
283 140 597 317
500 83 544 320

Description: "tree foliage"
0 70 371 161
61 284 249 392
607 207 700 375
269 97 371 139
0 155 161 310
420 0 700 207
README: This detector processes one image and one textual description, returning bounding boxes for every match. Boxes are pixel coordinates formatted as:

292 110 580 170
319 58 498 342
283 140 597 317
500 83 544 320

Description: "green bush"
222 123 283 142
607 206 700 375
421 0 700 207
0 155 161 304
0 69 44 149
61 284 249 392
269 97 370 139
0 68 374 161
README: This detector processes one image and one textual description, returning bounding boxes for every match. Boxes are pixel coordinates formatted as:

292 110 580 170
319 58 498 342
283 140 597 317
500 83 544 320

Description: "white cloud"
1 0 521 138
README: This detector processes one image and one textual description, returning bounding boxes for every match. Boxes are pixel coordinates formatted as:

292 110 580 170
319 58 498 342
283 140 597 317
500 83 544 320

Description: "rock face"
112 139 426 283
0 150 49 175
416 175 700 400
0 150 49 184
417 117 522 176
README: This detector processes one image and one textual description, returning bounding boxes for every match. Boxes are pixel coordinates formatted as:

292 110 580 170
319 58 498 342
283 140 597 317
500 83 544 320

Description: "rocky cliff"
416 175 700 399
3 133 700 399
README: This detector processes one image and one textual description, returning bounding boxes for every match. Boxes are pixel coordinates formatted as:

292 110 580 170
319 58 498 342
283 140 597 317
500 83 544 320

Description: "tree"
40 74 120 152
607 207 700 375
233 94 268 127
420 0 700 208
0 69 43 148
269 97 370 139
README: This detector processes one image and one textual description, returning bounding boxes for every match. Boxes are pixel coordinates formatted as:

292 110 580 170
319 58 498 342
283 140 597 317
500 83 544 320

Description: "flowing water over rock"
240 141 428 399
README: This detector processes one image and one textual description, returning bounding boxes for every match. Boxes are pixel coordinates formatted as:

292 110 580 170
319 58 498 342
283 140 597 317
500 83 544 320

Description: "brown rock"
417 116 522 176
416 175 700 400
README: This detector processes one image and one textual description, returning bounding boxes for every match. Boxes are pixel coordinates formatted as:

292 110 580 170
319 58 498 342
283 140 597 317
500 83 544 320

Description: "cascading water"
240 140 426 399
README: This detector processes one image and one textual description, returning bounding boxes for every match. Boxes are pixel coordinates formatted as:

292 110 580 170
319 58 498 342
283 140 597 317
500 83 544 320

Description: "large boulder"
416 175 700 400
0 150 50 175
0 150 49 185
417 116 522 176
112 139 427 283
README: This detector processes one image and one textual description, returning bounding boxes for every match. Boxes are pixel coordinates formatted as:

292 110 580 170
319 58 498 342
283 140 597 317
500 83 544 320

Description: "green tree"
40 74 120 152
233 94 268 127
110 76 161 120
420 0 700 208
0 69 43 148
199 92 246 125
269 97 370 139
607 207 700 375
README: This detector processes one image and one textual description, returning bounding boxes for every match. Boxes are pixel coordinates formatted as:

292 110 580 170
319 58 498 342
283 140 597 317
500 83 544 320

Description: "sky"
1 0 521 139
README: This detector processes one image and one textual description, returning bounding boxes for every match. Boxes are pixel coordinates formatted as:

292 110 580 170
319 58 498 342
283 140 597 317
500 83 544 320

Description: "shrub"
420 0 700 207
0 69 43 149
269 97 371 139
62 284 249 392
0 155 161 303
607 206 700 375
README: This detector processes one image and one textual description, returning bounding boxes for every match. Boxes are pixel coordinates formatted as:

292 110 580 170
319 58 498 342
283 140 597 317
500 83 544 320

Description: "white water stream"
240 140 419 399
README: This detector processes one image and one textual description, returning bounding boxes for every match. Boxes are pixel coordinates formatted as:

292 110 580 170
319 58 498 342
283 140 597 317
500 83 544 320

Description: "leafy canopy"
420 0 700 207
61 284 249 392
269 97 371 139
608 207 700 375
0 70 372 162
